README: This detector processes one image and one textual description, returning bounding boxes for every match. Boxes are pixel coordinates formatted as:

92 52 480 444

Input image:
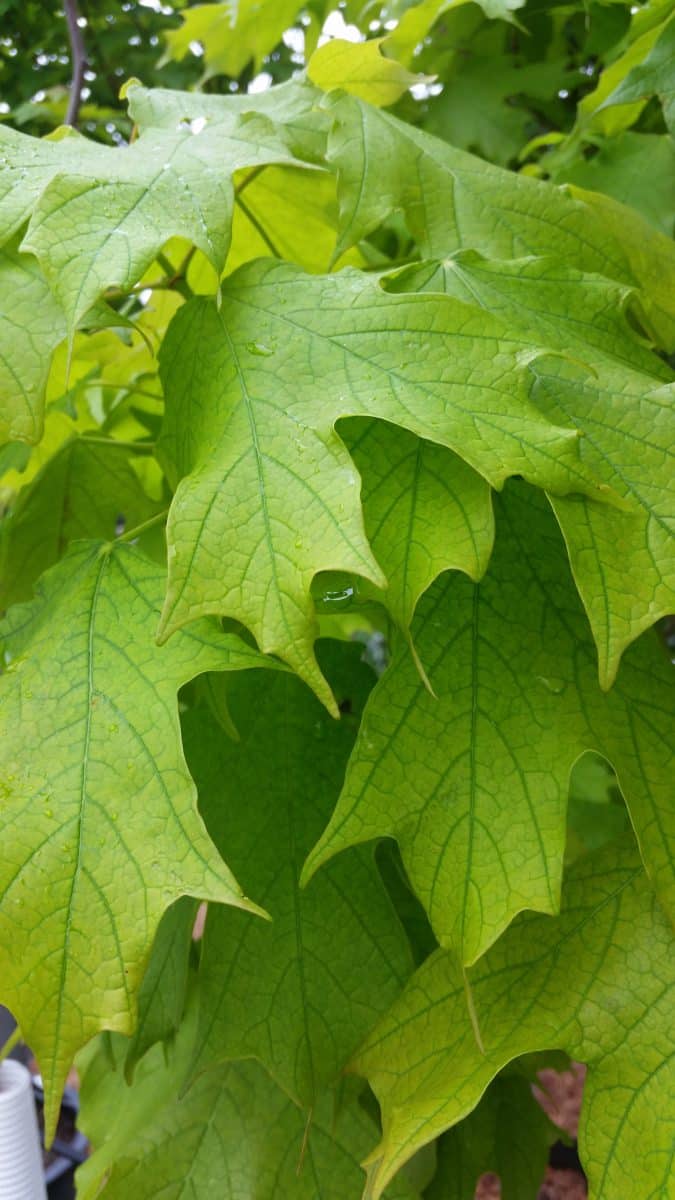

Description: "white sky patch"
248 71 274 94
317 10 365 46
283 27 305 54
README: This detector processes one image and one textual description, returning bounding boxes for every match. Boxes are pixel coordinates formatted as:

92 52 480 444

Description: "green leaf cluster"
0 3 673 1197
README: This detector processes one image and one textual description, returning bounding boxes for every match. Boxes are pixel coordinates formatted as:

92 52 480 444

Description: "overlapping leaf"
591 11 675 134
0 542 276 1130
162 0 306 80
556 133 675 236
322 93 675 346
427 1071 554 1200
124 896 198 1081
387 254 675 682
78 1031 418 1200
387 0 527 66
0 104 302 332
308 38 428 107
182 647 411 1107
353 841 675 1198
227 165 364 274
599 13 675 132
304 485 674 963
0 239 67 443
157 261 614 707
342 417 494 635
125 78 329 165
0 435 161 610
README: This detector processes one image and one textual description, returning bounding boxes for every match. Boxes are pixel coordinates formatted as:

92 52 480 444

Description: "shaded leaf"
598 13 675 124
162 0 306 80
78 1032 418 1200
556 133 675 237
124 896 198 1082
427 1072 554 1199
388 0 527 66
183 645 412 1107
343 417 494 634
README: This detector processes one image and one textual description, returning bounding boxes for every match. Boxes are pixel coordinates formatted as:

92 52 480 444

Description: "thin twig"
81 434 157 452
0 1026 21 1066
64 0 87 127
236 193 282 259
116 509 169 543
235 163 268 198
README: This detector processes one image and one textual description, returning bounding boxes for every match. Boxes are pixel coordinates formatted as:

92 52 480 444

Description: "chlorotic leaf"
0 239 66 443
323 94 675 345
304 485 674 963
125 78 329 166
308 38 431 107
227 164 364 275
352 842 675 1200
388 253 675 682
183 646 412 1107
0 435 162 610
342 417 495 633
0 109 302 332
157 262 611 708
0 541 276 1132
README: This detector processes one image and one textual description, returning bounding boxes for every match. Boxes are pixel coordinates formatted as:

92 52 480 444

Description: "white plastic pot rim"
0 1059 47 1199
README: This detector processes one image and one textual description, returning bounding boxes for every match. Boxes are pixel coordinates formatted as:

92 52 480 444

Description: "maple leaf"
183 646 412 1107
387 254 675 683
322 93 675 347
0 239 67 443
308 38 430 107
0 106 301 334
77 1016 418 1200
304 485 674 964
427 1070 555 1200
157 261 609 708
0 434 161 610
0 541 275 1132
353 841 675 1199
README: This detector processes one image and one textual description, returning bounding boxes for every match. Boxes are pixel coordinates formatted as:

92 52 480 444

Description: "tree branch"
64 0 87 127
